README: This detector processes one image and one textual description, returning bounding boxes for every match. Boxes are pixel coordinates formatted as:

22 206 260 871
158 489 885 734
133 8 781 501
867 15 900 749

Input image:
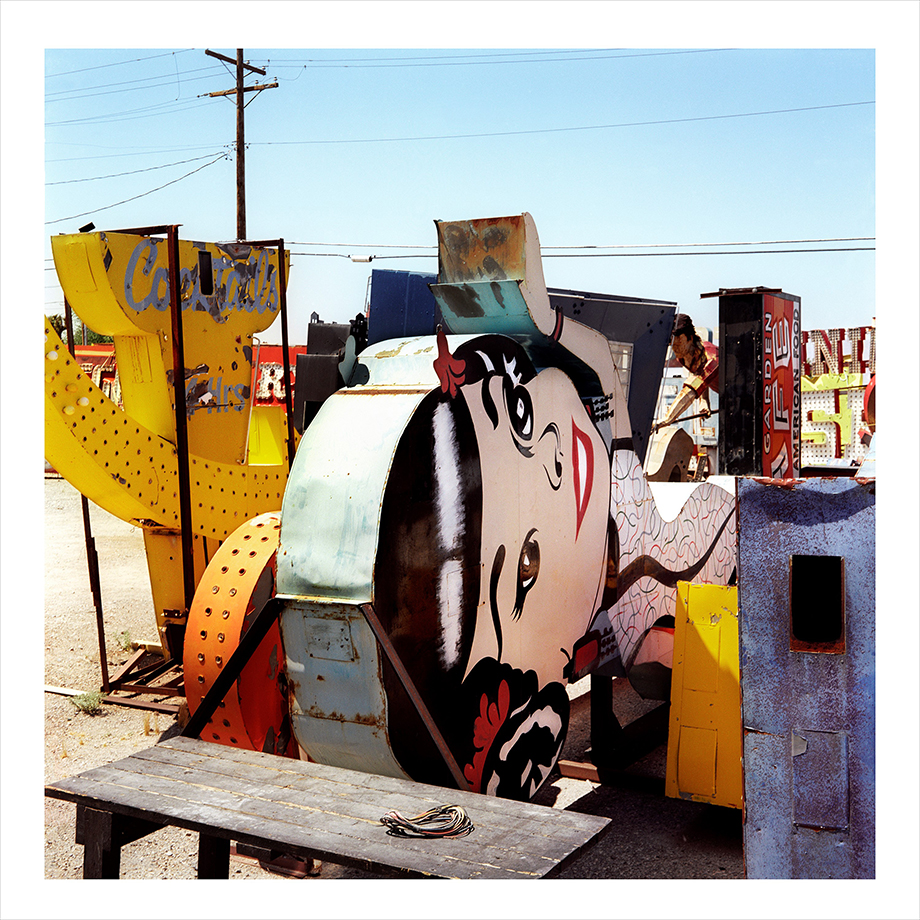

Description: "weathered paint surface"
276 335 453 603
280 597 410 778
183 513 295 757
275 215 740 799
48 231 293 658
738 476 875 878
51 233 289 464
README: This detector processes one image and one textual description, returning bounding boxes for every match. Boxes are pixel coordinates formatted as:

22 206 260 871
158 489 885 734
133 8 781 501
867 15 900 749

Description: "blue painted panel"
737 477 875 878
366 269 440 347
792 729 848 830
431 279 537 337
742 729 793 877
280 597 411 778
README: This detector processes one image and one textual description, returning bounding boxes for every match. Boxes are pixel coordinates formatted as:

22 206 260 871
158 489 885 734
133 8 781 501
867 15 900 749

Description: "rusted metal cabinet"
737 477 875 878
713 287 802 479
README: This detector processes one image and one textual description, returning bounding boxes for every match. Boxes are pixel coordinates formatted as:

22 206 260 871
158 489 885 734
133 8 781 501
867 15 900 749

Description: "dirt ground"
41 475 364 881
38 475 748 892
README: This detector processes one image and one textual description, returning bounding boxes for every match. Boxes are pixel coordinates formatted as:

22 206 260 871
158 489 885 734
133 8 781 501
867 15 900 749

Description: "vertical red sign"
761 294 801 478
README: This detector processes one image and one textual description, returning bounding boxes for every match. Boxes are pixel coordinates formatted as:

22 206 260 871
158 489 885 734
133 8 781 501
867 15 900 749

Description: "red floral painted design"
433 327 466 398
463 678 510 792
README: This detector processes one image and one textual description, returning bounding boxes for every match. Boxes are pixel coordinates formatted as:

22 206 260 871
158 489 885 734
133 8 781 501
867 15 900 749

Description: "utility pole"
205 49 278 240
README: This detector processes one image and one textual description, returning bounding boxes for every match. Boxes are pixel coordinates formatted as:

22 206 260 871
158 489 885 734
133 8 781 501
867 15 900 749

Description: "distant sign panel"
761 293 801 478
714 288 801 478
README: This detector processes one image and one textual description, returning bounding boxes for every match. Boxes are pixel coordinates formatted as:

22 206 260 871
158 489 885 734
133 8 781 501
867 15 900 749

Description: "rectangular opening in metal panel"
198 249 214 296
608 341 634 400
789 554 845 653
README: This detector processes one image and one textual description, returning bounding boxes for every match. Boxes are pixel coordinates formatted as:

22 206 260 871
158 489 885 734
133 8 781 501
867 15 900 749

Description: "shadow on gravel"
535 676 745 879
540 762 743 879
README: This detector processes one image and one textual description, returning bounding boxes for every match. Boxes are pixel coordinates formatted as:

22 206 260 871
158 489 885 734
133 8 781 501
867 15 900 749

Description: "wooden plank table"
45 736 611 879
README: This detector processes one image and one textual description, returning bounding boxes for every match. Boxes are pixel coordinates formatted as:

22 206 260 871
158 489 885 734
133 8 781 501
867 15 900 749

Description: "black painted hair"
672 313 698 339
374 334 538 785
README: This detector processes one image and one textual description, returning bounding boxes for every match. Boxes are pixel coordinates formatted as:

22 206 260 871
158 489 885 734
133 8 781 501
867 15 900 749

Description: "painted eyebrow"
489 544 505 660
538 422 562 490
481 376 499 430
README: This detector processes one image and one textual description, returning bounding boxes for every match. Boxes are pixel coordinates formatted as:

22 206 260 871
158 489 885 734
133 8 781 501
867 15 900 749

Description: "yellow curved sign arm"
45 317 286 541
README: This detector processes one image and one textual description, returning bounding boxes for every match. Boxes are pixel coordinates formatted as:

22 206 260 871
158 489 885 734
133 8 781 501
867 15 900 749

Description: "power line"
44 47 727 82
287 245 874 261
47 144 231 163
252 101 874 147
45 154 227 226
44 49 637 103
264 49 618 65
45 69 230 104
287 235 874 250
47 99 217 129
46 98 214 128
45 246 870 269
289 241 434 249
542 236 876 250
38 48 745 105
46 153 226 185
45 49 196 78
263 48 734 70
45 65 221 99
543 247 875 257
45 235 874 257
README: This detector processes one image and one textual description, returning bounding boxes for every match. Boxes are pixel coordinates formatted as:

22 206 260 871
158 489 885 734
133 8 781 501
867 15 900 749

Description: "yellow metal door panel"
115 335 174 441
683 622 721 692
666 582 742 809
142 529 216 652
677 726 717 798
57 237 100 295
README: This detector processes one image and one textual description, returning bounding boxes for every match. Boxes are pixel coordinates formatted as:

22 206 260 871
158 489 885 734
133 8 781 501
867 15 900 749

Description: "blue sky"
33 16 894 345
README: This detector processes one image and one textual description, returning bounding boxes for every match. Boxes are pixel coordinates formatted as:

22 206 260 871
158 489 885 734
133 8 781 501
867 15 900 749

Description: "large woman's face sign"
461 364 610 688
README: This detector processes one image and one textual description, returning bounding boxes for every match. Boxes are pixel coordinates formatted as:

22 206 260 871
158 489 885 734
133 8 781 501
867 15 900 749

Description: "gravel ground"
23 475 911 920
28 476 759 915
41 475 360 881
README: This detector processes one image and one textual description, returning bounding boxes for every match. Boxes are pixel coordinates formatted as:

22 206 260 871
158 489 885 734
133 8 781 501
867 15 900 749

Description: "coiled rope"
379 805 474 839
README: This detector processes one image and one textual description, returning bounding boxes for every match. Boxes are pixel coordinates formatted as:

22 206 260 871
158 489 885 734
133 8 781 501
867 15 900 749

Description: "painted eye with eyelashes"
512 529 540 621
504 378 534 442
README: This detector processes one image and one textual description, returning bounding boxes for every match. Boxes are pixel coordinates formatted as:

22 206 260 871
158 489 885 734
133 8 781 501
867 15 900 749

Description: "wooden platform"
45 736 611 879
